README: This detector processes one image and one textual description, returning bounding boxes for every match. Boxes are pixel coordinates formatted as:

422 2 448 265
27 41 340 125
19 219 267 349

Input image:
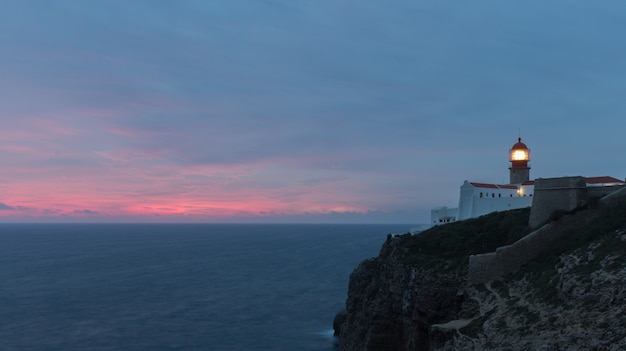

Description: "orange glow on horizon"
0 184 374 221
0 132 380 222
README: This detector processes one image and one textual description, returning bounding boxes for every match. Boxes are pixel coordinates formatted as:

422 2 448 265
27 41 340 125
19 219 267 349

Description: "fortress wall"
467 252 500 284
468 185 626 285
599 186 626 205
528 177 587 228
468 210 599 285
468 223 556 285
588 184 626 199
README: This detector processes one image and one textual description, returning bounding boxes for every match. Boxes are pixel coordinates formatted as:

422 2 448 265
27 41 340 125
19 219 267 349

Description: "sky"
1 1 625 223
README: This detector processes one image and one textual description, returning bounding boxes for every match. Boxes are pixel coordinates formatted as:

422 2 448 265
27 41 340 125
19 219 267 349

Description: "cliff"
334 237 464 351
334 196 626 350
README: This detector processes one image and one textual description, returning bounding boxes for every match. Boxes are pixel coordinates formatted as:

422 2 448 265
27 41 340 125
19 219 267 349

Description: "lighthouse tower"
509 138 531 184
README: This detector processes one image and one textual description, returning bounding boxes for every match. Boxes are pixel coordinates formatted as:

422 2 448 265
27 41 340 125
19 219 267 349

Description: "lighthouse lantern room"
509 138 531 184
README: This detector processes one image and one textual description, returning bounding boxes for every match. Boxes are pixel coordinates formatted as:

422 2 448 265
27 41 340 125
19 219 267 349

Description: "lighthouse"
509 138 530 184
425 137 626 228
429 137 536 225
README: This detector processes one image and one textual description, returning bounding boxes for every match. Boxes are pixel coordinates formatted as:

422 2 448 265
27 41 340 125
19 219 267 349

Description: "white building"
429 139 626 226
431 138 534 225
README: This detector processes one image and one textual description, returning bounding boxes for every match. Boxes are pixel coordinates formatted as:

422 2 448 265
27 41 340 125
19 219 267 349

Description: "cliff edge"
335 196 626 350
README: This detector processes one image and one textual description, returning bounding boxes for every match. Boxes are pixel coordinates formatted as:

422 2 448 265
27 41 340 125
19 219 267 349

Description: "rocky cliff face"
335 200 626 351
433 227 626 350
335 236 466 351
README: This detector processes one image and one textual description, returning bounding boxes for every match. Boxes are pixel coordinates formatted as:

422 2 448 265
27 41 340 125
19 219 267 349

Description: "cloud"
0 203 15 210
0 202 30 211
73 209 99 215
41 208 63 215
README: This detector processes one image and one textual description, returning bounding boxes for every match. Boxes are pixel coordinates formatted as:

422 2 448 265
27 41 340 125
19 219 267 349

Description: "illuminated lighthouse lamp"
509 138 530 163
510 148 529 161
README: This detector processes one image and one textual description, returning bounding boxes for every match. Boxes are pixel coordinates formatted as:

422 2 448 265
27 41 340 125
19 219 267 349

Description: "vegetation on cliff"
395 207 531 271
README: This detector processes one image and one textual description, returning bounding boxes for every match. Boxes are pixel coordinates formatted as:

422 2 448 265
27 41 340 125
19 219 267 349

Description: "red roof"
586 176 625 184
522 180 535 185
470 182 518 189
511 137 528 150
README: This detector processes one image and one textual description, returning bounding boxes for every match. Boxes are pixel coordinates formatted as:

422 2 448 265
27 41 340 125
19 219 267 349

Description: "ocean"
0 223 411 351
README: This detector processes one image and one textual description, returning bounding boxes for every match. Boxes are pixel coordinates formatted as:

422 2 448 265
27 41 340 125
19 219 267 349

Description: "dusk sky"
1 1 625 223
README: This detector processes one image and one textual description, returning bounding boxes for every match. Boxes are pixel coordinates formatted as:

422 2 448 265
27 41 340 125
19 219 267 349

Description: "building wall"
465 196 532 220
456 181 533 221
430 206 458 225
456 181 475 220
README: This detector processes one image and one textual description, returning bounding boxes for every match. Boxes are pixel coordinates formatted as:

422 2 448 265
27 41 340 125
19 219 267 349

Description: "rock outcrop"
336 236 466 351
434 228 626 350
335 196 626 351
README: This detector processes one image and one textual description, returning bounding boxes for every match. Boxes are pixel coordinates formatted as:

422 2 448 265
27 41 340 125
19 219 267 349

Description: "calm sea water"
0 223 411 351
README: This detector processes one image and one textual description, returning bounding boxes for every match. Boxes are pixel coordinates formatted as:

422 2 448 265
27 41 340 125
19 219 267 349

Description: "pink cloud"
0 105 427 223
0 158 380 221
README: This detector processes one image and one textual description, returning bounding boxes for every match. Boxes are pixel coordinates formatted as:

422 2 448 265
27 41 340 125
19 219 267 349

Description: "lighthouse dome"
511 138 528 151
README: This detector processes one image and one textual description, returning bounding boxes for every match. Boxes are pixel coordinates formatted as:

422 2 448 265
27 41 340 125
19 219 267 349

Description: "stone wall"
588 184 626 199
528 176 587 228
468 184 626 285
599 186 626 206
468 211 595 285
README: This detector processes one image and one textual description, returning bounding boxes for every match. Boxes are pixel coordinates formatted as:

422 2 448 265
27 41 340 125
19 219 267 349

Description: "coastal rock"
334 198 626 350
335 237 465 351
333 310 347 336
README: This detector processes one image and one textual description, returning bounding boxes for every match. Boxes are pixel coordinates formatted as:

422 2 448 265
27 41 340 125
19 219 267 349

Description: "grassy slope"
395 207 532 272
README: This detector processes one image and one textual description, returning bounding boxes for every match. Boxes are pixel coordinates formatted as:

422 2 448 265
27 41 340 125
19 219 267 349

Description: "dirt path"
431 318 475 330
485 281 506 312
430 280 509 346
432 282 502 334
